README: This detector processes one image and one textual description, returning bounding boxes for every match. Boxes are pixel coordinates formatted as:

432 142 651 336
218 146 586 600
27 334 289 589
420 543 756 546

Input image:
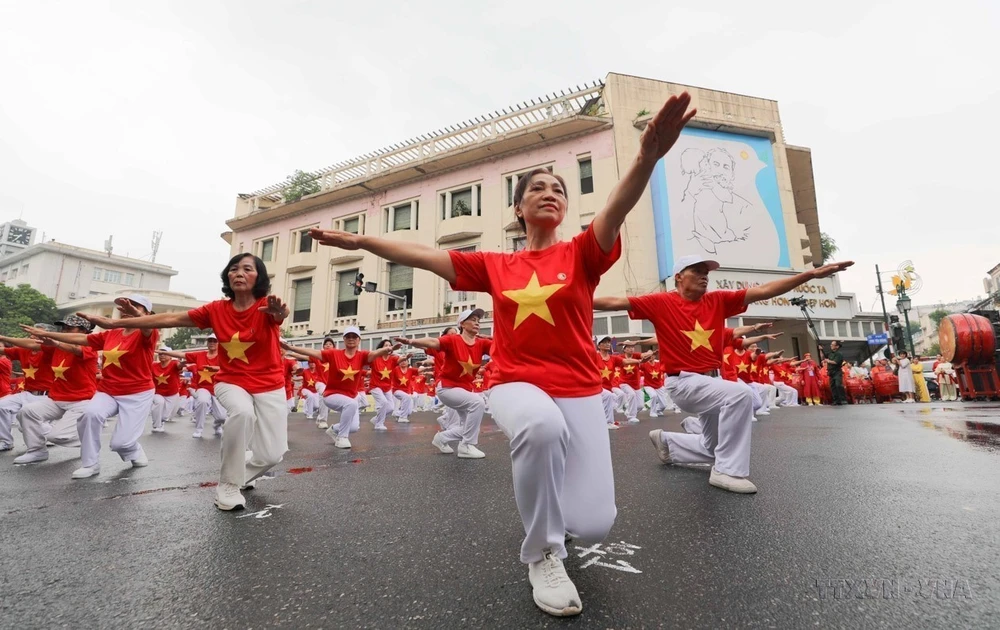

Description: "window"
850 322 861 338
479 327 491 336
336 269 359 318
641 320 655 334
610 315 629 335
9 267 17 279
592 317 608 337
726 318 741 329
862 321 873 336
510 235 527 252
393 203 412 230
93 267 103 280
837 321 849 337
579 158 594 194
259 238 275 262
124 273 134 286
298 230 313 253
104 270 121 283
343 216 360 234
1 270 7 282
445 246 478 306
292 278 313 323
440 185 481 220
384 201 417 232
20 265 28 276
387 263 413 311
506 166 553 206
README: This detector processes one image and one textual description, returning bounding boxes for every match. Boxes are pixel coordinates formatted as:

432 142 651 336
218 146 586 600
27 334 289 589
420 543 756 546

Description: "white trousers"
193 388 227 432
18 397 87 454
618 383 641 420
437 406 460 431
600 389 617 425
370 388 393 429
750 383 776 413
775 382 799 406
393 390 413 419
178 396 193 415
355 391 370 411
437 387 486 446
325 393 360 439
304 391 319 418
663 373 754 477
214 384 288 486
151 394 179 429
643 385 674 414
611 387 626 412
0 391 46 447
490 383 616 564
78 390 155 468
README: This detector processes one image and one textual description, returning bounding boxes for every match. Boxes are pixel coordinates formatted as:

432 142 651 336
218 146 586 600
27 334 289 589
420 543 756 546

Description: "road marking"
574 541 643 574
236 504 285 519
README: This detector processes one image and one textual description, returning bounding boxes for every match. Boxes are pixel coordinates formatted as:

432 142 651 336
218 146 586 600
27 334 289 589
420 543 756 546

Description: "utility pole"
875 264 893 354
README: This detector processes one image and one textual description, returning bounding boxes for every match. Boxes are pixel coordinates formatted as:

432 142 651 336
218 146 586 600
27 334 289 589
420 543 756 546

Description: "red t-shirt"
753 353 771 384
482 362 497 390
152 360 183 396
283 358 298 398
185 351 221 394
0 356 10 394
392 365 417 394
300 369 318 394
413 374 427 394
642 361 665 389
594 352 624 392
4 347 54 393
731 350 753 383
448 225 621 398
320 349 371 397
11 376 24 393
619 352 642 388
628 289 747 375
426 348 446 383
44 345 98 402
309 358 330 387
369 354 398 391
86 329 157 396
188 298 284 394
437 335 492 391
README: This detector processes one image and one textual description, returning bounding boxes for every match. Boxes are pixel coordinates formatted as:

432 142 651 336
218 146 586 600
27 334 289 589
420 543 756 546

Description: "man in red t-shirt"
0 325 57 451
285 336 337 429
616 342 648 424
162 335 227 438
13 315 98 463
390 356 419 423
151 345 184 433
595 254 852 494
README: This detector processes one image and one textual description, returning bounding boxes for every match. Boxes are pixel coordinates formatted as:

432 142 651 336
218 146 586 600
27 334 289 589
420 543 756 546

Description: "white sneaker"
431 432 454 454
215 482 246 510
305 415 315 421
192 431 203 438
758 410 770 416
674 408 682 414
71 465 101 479
241 479 257 491
607 423 619 430
648 429 672 464
317 421 329 430
324 426 337 440
528 551 582 617
0 442 12 451
627 417 640 424
214 426 224 437
373 425 388 432
13 451 48 464
130 448 149 467
398 418 410 424
457 443 485 459
649 412 660 418
151 426 166 433
334 437 351 449
709 467 757 494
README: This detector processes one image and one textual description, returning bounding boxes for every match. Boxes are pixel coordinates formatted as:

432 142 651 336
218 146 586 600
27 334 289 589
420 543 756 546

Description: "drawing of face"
705 149 735 189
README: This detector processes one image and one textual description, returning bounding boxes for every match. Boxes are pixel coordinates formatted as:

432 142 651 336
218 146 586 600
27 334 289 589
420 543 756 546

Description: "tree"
926 342 941 356
165 327 199 350
820 232 839 263
907 322 921 337
283 169 320 203
0 284 58 338
928 309 949 332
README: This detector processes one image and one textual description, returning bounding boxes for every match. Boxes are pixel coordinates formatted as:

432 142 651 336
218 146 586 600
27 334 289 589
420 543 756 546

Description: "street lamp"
895 285 914 356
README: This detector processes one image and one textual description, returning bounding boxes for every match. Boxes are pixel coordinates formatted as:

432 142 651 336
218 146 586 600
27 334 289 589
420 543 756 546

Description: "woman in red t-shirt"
425 326 459 430
151 346 184 433
285 336 336 429
390 356 419 422
397 308 492 459
310 93 698 617
77 254 291 511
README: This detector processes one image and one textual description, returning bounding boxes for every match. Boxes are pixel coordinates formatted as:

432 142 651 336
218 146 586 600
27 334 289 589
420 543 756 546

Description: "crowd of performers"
0 93 857 618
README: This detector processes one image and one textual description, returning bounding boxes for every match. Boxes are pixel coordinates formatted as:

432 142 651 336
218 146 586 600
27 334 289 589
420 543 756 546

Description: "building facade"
0 219 39 259
224 73 884 358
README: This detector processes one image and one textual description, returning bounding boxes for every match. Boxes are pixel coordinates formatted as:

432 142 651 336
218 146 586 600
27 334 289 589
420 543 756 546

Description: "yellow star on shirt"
155 374 170 385
599 366 612 380
322 362 330 373
379 367 392 380
23 366 38 379
681 321 715 352
221 332 255 364
340 365 360 381
614 369 621 377
737 362 749 374
17 381 25 390
398 375 409 385
723 352 732 365
307 378 315 387
458 355 480 377
52 361 70 381
198 368 215 384
624 365 635 374
650 370 660 379
750 363 759 373
502 272 567 329
102 345 128 369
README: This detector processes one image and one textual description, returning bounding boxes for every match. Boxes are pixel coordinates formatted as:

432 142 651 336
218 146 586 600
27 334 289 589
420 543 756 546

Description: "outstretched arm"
733 322 772 338
0 335 42 351
310 231 456 283
77 311 194 331
744 261 854 304
593 296 631 311
395 337 441 352
592 92 696 253
281 341 322 361
42 338 84 357
20 326 89 346
741 332 783 346
365 343 401 365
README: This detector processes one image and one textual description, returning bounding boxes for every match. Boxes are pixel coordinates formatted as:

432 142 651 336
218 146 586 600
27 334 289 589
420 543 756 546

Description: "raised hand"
309 228 363 251
754 322 774 332
20 324 53 339
259 295 290 320
77 312 118 330
391 342 404 351
813 261 854 279
114 298 142 318
638 91 697 164
764 332 784 340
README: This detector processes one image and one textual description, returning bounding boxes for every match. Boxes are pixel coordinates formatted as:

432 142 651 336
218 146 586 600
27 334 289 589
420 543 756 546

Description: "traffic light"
888 315 906 355
353 272 365 296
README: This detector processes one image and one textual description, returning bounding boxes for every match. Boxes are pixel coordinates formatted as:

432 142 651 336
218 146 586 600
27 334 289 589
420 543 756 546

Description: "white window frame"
104 269 121 283
439 182 482 220
93 267 103 280
508 234 527 253
443 244 480 310
382 199 419 232
578 154 594 195
292 225 318 254
124 272 134 286
505 164 554 208
254 236 278 262
334 213 366 235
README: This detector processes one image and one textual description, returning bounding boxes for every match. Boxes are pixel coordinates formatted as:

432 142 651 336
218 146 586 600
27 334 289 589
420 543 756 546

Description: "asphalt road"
1 401 998 629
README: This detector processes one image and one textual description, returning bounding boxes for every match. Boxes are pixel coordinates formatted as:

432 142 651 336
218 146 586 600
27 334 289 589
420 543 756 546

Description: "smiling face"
675 262 712 298
227 254 258 296
516 172 567 232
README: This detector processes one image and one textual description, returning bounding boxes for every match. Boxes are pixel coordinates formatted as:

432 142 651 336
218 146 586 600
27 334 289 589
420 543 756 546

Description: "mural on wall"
650 128 790 279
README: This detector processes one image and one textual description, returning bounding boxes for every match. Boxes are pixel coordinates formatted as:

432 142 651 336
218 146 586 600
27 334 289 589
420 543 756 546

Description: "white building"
56 288 206 344
0 219 39 259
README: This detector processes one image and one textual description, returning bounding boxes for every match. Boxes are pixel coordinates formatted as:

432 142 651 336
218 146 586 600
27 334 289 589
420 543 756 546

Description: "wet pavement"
1 401 998 629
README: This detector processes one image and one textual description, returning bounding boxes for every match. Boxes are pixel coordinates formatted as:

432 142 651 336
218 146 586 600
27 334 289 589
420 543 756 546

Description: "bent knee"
568 505 617 544
514 411 569 448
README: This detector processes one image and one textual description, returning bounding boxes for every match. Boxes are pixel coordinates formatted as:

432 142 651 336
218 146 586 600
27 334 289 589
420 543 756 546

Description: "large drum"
939 314 997 365
873 371 899 399
845 378 865 402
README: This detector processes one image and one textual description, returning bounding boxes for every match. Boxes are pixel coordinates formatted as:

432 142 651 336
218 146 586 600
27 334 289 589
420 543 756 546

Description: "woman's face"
516 173 567 230
461 316 480 335
228 255 258 295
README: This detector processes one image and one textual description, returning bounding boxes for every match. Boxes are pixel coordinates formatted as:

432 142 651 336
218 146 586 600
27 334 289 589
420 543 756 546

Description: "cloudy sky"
1 0 997 311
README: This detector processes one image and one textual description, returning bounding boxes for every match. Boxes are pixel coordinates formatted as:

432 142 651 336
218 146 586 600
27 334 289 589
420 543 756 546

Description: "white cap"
158 346 172 352
207 333 218 341
115 294 154 314
672 254 720 276
457 308 485 325
343 326 362 338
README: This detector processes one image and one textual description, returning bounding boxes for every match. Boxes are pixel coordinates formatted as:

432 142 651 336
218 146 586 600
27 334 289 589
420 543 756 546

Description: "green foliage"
926 342 941 356
820 232 839 263
928 309 950 332
165 327 199 350
0 284 58 338
907 322 921 337
283 169 321 203
635 108 651 119
451 199 471 218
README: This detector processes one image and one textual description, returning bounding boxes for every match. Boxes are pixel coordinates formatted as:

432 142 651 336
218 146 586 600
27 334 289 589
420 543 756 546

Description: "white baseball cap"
343 326 362 338
207 333 218 341
158 346 172 352
115 294 154 314
672 254 720 276
457 308 485 324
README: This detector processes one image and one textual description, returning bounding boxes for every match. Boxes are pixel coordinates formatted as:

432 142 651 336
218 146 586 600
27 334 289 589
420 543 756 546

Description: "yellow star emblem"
614 369 621 377
458 354 480 377
737 362 749 374
307 378 315 387
379 367 392 380
23 366 38 379
102 345 128 368
221 332 254 364
723 352 732 364
198 368 215 384
340 365 360 381
398 375 409 385
599 366 612 379
651 370 660 378
501 272 566 328
750 363 758 373
17 381 25 390
322 362 330 372
681 321 715 352
52 361 70 381
624 365 635 373
155 374 170 385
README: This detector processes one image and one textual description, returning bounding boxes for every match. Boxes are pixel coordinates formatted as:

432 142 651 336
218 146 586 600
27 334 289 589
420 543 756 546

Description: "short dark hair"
377 339 392 349
512 168 568 232
221 253 270 300
440 326 457 336
323 337 336 346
